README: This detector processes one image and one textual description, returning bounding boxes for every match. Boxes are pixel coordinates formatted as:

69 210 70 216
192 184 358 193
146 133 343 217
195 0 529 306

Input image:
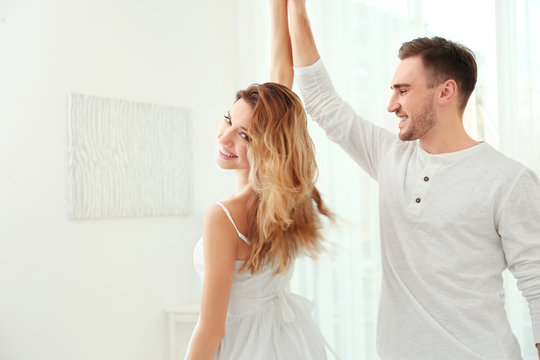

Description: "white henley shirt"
295 59 540 360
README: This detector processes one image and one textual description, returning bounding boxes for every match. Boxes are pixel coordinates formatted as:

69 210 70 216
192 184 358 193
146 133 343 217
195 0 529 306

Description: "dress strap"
215 202 250 244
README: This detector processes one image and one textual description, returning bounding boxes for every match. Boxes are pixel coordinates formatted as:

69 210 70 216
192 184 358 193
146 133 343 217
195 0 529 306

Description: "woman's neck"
235 170 251 196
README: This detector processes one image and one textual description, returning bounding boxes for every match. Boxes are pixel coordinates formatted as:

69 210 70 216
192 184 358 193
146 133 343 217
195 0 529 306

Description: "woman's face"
216 98 253 171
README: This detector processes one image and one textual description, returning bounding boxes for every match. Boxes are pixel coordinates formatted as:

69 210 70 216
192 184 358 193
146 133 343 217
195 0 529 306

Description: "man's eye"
399 89 407 95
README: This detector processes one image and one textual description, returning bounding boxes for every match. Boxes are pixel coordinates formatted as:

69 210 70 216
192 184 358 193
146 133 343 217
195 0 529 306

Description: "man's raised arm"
287 0 320 67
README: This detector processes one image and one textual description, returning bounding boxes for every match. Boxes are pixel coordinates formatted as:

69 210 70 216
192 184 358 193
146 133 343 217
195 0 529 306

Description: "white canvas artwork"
68 93 191 219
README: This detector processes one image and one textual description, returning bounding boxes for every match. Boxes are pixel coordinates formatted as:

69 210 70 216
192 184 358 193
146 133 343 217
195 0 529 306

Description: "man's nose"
387 98 400 113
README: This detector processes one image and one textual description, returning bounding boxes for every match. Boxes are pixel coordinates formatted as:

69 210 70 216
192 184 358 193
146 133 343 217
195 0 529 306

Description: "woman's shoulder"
208 196 250 236
202 203 239 252
203 202 230 230
219 197 248 214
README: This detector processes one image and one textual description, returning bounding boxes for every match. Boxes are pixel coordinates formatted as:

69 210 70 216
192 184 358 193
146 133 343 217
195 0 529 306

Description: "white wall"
0 1 265 359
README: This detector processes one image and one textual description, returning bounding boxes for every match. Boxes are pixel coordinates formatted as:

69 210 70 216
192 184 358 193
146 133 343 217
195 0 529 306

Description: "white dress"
187 202 334 360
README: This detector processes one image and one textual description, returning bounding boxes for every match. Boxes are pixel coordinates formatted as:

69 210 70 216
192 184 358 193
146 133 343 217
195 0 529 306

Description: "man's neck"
419 116 479 154
419 136 479 155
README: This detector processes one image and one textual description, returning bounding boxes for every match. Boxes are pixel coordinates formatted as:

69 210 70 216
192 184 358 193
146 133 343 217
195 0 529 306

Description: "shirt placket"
406 160 442 216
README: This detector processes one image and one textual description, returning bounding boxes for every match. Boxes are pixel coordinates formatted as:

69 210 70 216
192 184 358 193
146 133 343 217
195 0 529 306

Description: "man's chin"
398 131 410 141
398 127 420 141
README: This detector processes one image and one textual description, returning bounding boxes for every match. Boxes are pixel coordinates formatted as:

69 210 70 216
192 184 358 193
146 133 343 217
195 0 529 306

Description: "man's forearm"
287 1 320 67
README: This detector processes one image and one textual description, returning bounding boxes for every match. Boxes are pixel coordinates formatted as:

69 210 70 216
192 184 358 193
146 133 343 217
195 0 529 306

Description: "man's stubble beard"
399 96 437 142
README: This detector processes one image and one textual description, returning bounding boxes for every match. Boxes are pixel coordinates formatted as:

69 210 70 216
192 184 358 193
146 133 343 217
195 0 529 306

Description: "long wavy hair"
236 82 333 274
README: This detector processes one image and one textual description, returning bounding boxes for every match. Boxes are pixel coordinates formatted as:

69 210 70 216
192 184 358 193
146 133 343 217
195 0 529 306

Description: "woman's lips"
219 148 238 159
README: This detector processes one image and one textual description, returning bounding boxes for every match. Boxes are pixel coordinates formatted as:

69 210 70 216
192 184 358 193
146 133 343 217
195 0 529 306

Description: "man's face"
387 56 437 141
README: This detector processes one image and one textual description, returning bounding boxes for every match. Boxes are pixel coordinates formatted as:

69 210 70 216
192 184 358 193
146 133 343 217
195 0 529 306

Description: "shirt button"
415 198 421 203
424 176 429 182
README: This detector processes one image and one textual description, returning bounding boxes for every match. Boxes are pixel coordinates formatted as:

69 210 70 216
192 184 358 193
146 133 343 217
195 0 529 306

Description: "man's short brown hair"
398 36 477 111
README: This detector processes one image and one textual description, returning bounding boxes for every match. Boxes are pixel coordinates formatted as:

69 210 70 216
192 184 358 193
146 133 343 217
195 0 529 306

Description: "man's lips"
398 114 408 129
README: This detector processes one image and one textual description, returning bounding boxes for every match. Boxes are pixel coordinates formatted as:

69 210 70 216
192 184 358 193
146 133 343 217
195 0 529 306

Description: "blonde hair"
236 82 333 274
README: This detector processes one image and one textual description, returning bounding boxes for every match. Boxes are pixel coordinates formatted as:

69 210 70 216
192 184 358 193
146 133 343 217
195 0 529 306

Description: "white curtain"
287 0 540 359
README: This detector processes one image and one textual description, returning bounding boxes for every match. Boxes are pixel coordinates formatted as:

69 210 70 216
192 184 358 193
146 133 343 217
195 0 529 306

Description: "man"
286 1 540 359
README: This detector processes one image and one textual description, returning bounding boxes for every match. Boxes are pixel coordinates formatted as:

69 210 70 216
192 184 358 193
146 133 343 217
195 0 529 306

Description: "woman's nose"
218 128 233 145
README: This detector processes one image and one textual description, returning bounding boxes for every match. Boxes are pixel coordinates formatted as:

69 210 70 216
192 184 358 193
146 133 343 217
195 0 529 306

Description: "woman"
185 1 334 359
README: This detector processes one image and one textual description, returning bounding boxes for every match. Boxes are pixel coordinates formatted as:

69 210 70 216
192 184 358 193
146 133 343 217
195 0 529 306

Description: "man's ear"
437 79 458 107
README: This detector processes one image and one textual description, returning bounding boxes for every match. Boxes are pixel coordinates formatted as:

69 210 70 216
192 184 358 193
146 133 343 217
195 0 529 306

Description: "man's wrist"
288 2 307 16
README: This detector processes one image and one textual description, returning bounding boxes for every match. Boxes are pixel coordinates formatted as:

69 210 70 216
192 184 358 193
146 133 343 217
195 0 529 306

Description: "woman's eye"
224 115 232 125
240 133 251 142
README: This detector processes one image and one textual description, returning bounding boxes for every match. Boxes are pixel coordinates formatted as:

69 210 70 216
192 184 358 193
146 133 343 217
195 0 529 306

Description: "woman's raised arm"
269 0 293 88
